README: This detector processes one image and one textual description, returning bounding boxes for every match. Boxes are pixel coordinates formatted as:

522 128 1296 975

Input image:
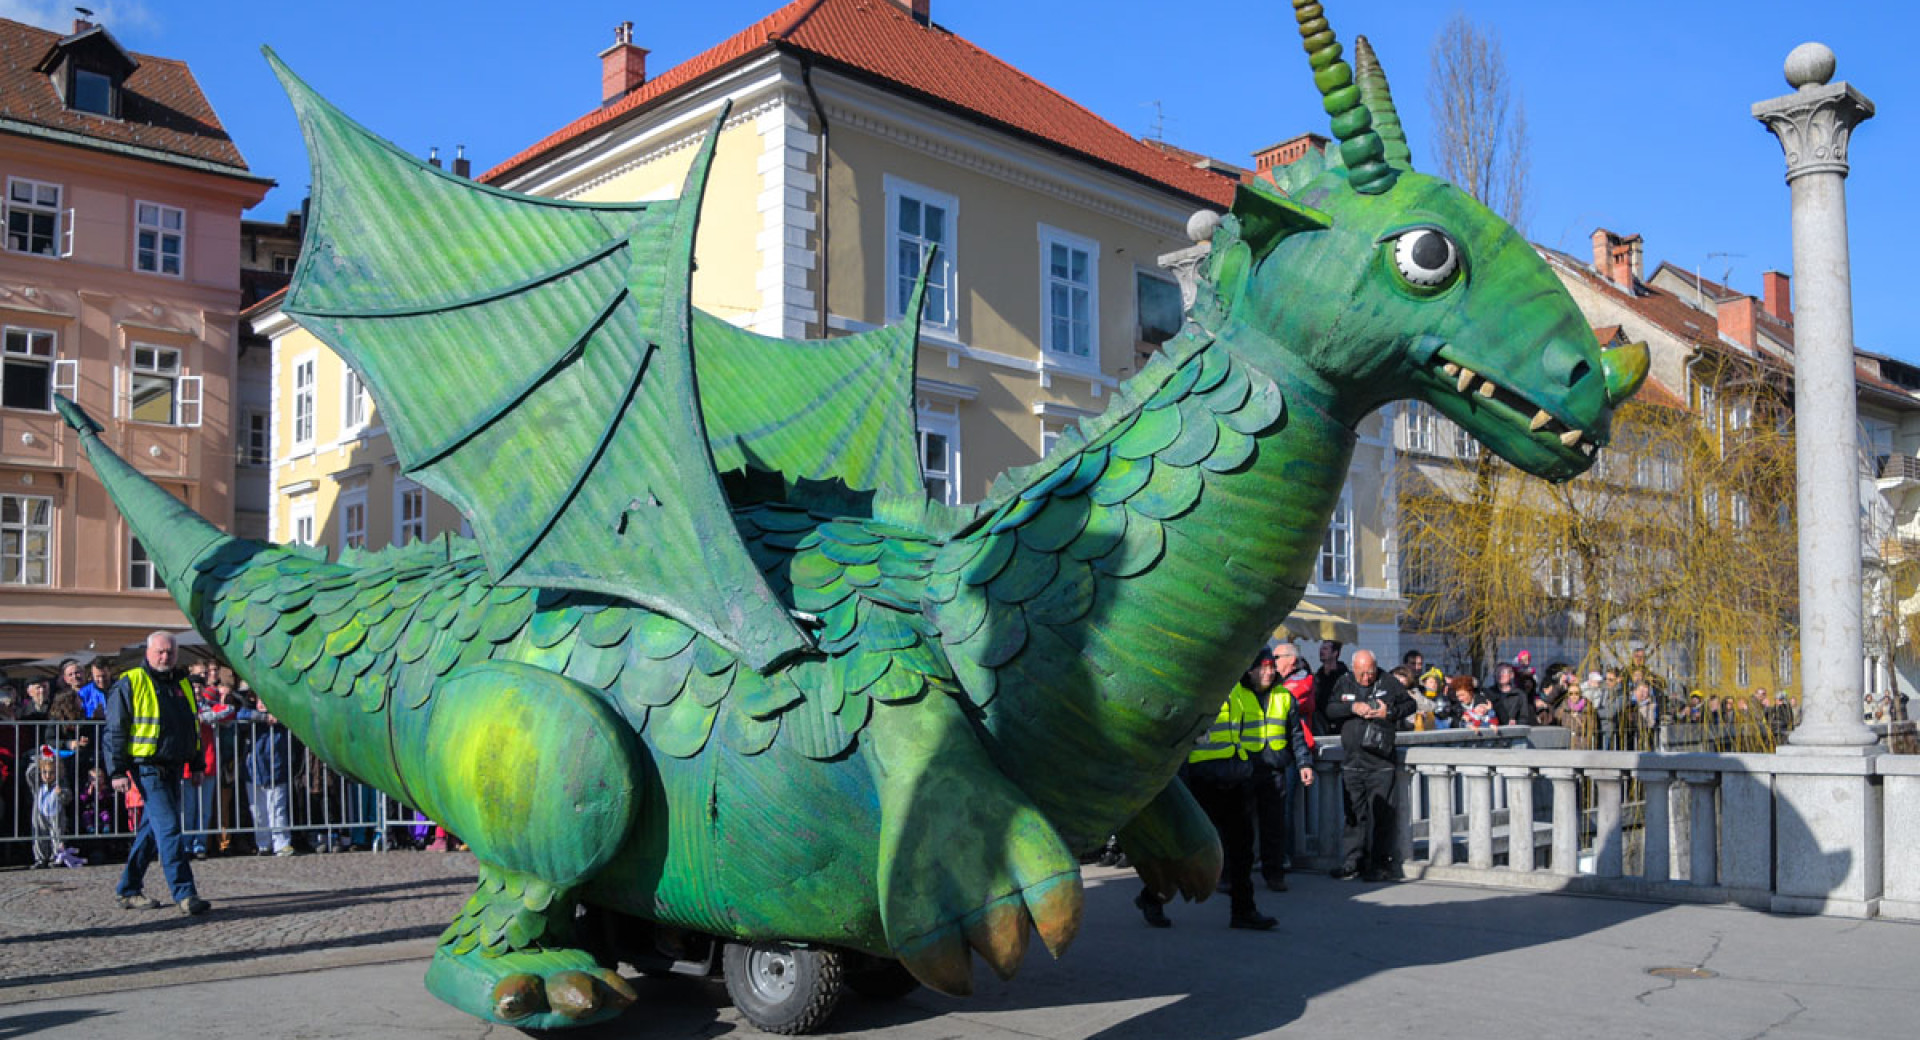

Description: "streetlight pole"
1753 44 1878 751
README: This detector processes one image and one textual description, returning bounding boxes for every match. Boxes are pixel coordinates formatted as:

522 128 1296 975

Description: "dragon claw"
896 924 975 996
490 973 546 1021
545 970 602 1019
963 896 1033 980
1022 873 1083 958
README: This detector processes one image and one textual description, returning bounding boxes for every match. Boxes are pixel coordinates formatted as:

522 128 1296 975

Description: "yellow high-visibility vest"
1189 684 1266 764
1256 687 1297 751
126 669 198 761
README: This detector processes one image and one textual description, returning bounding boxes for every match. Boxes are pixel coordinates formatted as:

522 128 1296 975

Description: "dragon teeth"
1442 362 1460 376
1531 409 1552 431
1478 381 1497 399
1560 429 1584 447
1581 442 1597 456
1457 368 1477 393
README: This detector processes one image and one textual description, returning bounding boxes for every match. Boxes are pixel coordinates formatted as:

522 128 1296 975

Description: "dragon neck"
954 326 1358 846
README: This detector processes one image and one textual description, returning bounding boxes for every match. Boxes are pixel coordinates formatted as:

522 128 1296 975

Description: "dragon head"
1197 2 1646 482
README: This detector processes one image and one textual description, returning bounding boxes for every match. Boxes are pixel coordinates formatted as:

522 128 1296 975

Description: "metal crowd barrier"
0 718 430 863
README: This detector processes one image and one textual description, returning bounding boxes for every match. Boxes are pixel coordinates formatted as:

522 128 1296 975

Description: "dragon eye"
1392 229 1461 289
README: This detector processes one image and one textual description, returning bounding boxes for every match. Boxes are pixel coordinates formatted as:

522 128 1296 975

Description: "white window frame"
1134 267 1182 345
917 412 961 507
1731 491 1750 531
128 533 161 591
128 343 198 427
394 478 427 547
290 499 316 547
2 326 58 412
1318 488 1353 589
1451 420 1480 460
238 409 269 467
292 353 316 452
1547 547 1574 599
6 178 67 258
1 493 53 586
1038 223 1099 371
1736 647 1751 689
884 175 957 336
341 363 370 435
339 488 367 553
134 200 185 277
1402 401 1439 455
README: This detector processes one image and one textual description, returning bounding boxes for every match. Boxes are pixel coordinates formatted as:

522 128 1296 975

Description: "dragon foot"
867 688 1084 996
1116 778 1224 903
424 862 635 1029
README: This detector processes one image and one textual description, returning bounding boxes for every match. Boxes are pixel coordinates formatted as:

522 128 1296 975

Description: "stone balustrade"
1285 732 1917 920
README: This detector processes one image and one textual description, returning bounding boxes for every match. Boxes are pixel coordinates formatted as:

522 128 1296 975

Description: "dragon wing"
270 52 831 672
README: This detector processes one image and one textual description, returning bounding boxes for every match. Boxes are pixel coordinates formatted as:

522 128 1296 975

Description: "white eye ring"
1393 229 1460 288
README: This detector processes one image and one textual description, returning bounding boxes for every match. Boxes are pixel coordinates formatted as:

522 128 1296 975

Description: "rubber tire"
847 958 920 1000
721 942 845 1035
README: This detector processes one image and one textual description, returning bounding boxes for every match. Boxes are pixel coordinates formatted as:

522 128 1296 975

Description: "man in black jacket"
1325 650 1414 882
104 632 210 915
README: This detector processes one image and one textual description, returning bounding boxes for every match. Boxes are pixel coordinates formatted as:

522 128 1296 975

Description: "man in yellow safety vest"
104 631 210 916
1134 648 1295 931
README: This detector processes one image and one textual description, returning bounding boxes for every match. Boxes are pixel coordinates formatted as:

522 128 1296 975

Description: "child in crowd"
1451 676 1497 730
29 745 84 868
240 693 295 856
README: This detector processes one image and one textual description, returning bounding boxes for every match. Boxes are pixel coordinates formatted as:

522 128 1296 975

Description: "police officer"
1253 644 1315 891
104 631 210 915
1134 650 1281 931
1326 649 1414 882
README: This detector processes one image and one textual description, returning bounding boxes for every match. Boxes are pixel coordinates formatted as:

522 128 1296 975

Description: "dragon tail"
53 395 275 628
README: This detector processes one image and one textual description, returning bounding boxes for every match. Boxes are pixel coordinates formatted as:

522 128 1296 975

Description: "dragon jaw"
1214 169 1647 485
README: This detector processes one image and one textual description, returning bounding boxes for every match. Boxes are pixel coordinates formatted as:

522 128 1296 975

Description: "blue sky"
6 0 1912 362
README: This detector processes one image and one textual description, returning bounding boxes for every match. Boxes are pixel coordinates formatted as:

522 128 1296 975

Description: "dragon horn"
1352 35 1412 167
1292 1 1397 195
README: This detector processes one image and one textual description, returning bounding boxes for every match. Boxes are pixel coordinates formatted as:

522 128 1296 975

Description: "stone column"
1752 44 1878 751
1755 45 1885 917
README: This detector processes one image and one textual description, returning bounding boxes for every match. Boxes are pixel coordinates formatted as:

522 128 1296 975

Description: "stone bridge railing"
1289 729 1918 921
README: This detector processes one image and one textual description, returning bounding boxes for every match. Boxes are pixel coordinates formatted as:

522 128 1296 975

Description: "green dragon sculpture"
61 2 1645 1032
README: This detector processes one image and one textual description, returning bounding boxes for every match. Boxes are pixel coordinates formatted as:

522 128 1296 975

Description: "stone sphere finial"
1784 42 1836 90
1187 209 1222 244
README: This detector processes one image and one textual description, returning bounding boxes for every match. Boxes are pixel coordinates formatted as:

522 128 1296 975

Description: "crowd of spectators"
1 655 462 868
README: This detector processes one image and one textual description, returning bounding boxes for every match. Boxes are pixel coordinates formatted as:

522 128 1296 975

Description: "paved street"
3 854 1916 1038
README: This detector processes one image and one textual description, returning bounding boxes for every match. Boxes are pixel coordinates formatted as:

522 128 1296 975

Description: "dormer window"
34 22 138 120
72 67 114 116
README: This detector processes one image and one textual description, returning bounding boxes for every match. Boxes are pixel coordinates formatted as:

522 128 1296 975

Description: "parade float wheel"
722 941 845 1035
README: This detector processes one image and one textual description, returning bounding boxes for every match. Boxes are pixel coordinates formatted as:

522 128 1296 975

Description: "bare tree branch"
1427 13 1531 231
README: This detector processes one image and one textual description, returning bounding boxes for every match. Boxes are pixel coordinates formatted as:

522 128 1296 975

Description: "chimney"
890 0 932 24
1763 270 1791 322
452 144 471 179
73 6 95 33
1589 228 1642 289
1717 295 1757 349
600 22 648 105
427 146 441 169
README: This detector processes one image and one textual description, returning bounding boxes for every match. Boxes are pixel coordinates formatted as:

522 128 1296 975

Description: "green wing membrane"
270 53 919 672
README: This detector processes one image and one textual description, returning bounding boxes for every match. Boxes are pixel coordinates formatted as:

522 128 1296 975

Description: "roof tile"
485 0 1235 207
0 19 248 171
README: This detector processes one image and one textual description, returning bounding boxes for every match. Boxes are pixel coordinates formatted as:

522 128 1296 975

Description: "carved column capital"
1753 81 1875 183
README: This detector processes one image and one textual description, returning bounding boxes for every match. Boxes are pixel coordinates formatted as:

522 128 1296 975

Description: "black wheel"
721 941 845 1035
847 957 920 1000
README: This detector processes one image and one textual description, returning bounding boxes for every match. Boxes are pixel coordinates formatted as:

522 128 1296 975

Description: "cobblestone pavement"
0 848 476 1004
6 860 1920 1038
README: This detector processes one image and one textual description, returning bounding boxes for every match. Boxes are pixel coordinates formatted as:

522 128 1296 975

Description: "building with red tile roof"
0 16 270 659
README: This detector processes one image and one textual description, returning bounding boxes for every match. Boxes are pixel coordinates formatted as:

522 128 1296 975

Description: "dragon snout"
1601 342 1649 406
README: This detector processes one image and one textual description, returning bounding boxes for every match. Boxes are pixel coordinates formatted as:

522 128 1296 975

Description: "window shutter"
111 364 121 419
179 374 203 428
52 358 78 399
59 207 73 258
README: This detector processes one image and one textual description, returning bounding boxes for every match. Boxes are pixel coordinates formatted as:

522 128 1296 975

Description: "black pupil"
1410 232 1450 270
